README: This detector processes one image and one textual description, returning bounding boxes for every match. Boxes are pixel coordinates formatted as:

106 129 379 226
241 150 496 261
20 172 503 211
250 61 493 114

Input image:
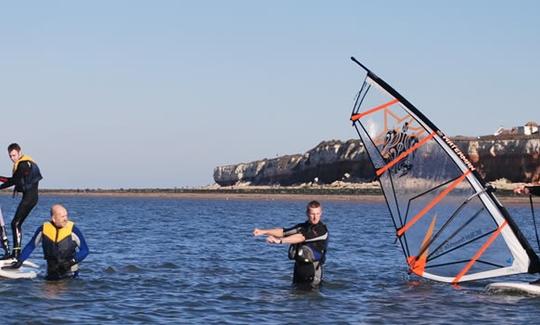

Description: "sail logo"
438 229 482 255
440 133 476 171
380 122 419 176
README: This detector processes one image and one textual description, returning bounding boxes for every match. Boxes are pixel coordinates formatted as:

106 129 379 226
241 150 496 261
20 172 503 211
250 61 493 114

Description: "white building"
494 121 538 136
524 121 539 135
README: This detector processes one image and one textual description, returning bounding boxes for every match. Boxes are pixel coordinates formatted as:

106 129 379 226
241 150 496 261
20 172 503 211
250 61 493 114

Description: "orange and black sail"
349 57 539 283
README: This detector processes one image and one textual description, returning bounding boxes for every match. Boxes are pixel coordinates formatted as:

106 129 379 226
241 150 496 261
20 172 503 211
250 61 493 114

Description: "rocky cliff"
213 135 540 186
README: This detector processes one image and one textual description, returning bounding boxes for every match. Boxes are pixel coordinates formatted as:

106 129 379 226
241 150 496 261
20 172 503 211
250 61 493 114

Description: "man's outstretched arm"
73 226 89 263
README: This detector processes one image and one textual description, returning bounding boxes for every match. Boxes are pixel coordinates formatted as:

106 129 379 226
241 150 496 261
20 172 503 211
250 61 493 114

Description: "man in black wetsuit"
2 204 89 280
514 184 540 196
0 143 42 259
515 183 540 285
253 200 329 288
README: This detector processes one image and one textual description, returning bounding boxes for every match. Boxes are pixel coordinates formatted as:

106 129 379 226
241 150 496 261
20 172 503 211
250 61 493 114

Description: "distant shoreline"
0 187 533 204
2 187 386 202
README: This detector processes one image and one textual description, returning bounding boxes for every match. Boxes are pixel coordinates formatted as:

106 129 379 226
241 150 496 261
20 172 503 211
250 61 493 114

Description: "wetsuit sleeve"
72 226 89 263
303 224 329 242
283 223 304 236
19 226 43 262
0 177 14 189
0 162 30 190
529 185 540 196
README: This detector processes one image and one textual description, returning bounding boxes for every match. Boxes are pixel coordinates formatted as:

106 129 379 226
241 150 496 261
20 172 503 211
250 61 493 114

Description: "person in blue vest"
2 204 89 280
0 143 43 259
253 200 329 288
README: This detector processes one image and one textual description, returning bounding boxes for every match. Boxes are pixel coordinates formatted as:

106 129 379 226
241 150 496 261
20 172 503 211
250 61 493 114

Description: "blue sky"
0 1 538 188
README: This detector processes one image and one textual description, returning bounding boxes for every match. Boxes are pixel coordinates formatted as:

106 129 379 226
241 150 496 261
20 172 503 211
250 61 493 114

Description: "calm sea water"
1 194 540 324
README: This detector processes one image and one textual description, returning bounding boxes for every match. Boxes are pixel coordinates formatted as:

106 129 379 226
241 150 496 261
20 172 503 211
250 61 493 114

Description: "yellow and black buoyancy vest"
42 221 77 262
12 154 43 192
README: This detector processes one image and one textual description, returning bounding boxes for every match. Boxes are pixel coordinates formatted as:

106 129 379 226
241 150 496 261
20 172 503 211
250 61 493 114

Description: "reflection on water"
0 195 538 323
39 280 71 299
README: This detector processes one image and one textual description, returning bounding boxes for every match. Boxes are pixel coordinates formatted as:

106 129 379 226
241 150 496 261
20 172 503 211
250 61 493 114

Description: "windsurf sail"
349 57 540 283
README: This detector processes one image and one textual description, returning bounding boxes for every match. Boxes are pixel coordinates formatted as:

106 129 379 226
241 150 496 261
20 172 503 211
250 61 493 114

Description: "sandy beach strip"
32 190 386 202
1 188 534 205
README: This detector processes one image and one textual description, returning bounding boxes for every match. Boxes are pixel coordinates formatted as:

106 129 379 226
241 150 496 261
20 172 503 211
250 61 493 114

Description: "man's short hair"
7 143 21 152
306 200 321 211
50 204 66 217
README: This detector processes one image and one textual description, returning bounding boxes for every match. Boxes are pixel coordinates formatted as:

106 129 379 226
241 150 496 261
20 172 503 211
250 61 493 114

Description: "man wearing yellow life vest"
0 143 42 259
2 204 89 280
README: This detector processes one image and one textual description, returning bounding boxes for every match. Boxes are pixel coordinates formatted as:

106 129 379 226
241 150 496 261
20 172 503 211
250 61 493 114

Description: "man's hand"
253 228 265 236
266 236 281 244
1 259 23 270
514 185 530 195
57 259 76 273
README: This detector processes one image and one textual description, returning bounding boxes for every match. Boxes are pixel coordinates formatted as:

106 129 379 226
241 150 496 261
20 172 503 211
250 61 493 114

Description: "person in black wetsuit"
514 184 540 196
515 183 540 285
253 200 329 288
2 204 89 280
0 143 42 259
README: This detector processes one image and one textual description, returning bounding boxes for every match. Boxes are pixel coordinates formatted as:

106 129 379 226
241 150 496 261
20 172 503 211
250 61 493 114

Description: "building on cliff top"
494 121 538 136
